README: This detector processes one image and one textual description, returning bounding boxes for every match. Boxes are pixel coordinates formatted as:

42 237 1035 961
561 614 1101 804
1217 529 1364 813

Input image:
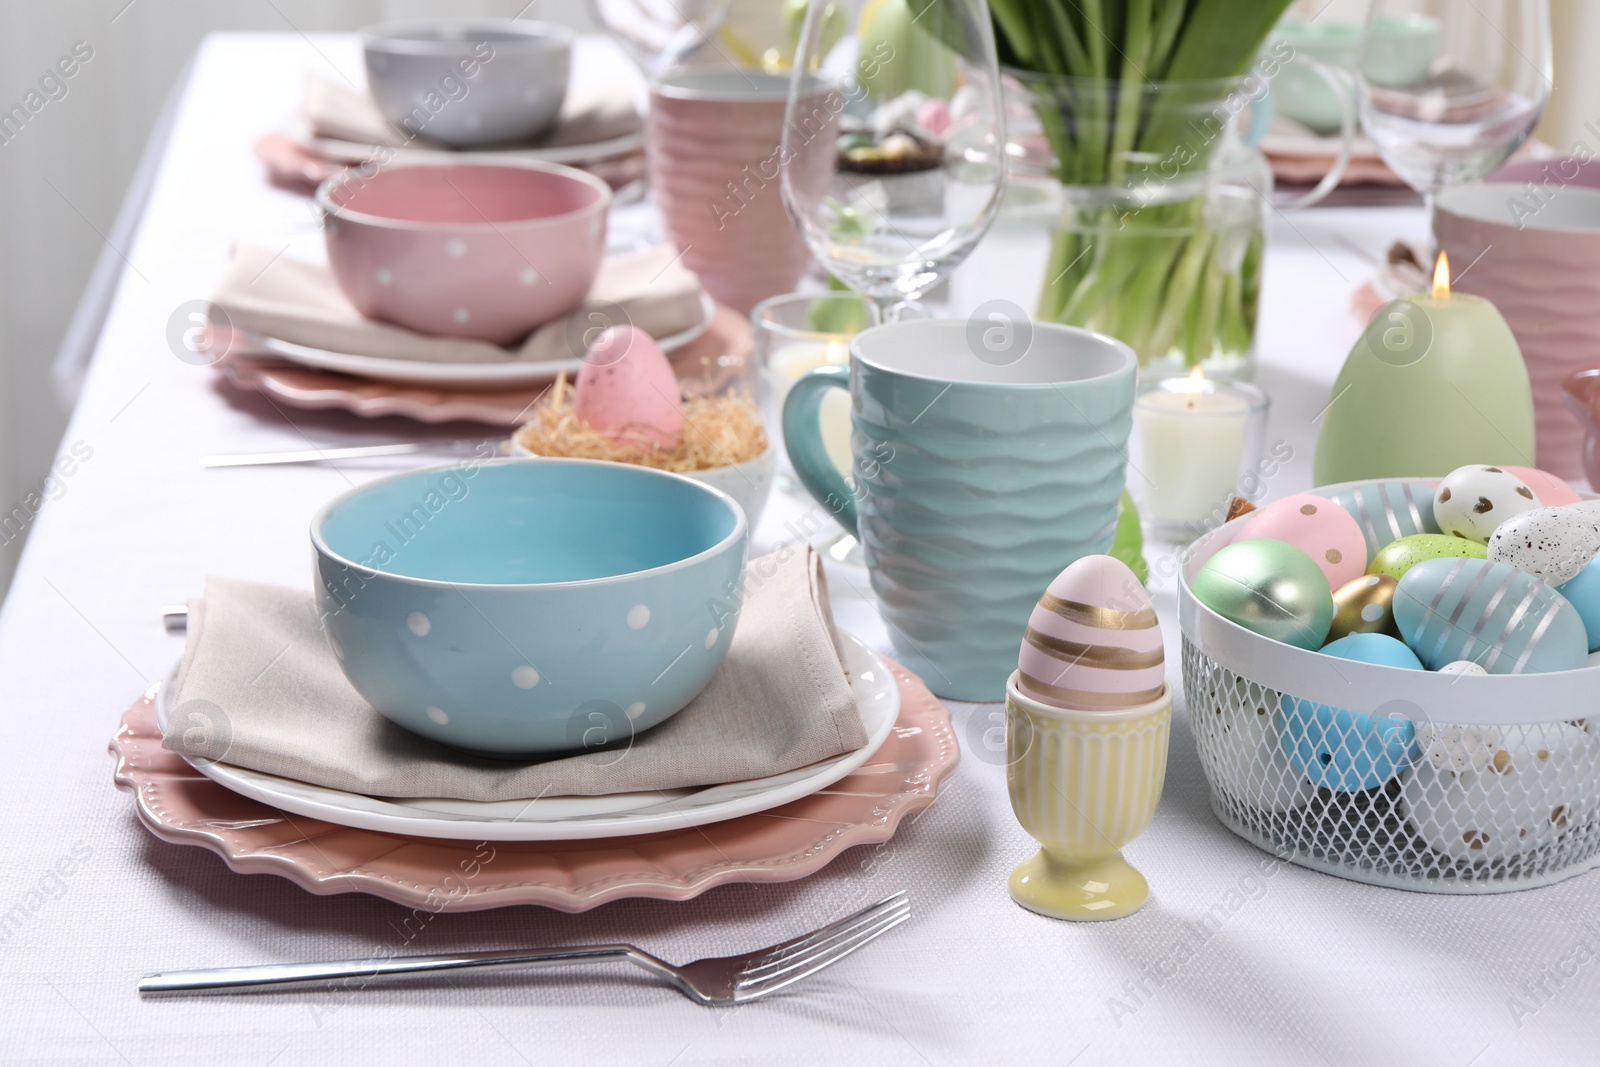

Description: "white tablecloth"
3 32 1596 1067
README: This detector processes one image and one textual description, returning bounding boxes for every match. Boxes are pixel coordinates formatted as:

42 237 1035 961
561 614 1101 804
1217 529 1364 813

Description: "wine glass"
779 0 1007 323
1356 0 1551 234
587 0 731 74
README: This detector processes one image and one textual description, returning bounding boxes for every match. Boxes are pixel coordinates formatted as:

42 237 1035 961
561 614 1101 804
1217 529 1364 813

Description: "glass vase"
1007 72 1273 378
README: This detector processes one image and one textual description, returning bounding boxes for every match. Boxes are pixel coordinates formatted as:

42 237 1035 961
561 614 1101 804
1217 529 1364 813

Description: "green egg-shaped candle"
1367 533 1486 580
1192 539 1334 650
1312 290 1534 485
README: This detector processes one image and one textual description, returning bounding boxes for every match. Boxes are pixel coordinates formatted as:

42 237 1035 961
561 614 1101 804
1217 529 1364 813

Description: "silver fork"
139 891 909 1005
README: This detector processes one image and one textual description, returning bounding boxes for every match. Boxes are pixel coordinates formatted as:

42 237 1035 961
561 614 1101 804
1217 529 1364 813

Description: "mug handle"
782 363 858 535
1274 57 1355 210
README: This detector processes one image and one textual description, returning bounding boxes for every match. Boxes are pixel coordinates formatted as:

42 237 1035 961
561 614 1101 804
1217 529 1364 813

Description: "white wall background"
0 0 1593 597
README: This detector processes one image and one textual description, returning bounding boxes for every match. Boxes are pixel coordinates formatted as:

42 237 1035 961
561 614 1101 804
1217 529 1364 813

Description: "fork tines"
734 891 911 1001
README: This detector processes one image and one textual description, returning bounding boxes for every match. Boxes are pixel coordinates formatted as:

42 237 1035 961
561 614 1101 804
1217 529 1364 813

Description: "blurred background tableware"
317 158 610 344
589 0 731 74
1563 369 1600 489
650 69 836 314
1130 372 1270 542
212 242 708 384
1435 161 1600 480
252 131 346 193
313 460 747 756
296 71 646 175
361 19 575 148
780 0 1007 322
1271 14 1437 137
783 319 1136 700
754 290 878 481
1356 0 1551 237
213 304 756 429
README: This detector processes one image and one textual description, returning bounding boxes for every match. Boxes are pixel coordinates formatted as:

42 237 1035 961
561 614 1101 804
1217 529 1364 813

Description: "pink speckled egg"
1016 555 1165 711
573 326 683 449
1505 465 1582 507
1236 493 1366 589
916 98 952 137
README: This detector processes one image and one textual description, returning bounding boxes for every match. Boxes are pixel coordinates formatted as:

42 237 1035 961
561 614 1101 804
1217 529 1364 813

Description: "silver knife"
200 439 507 468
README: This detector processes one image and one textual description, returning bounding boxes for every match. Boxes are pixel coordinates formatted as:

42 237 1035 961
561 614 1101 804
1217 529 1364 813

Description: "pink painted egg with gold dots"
1505 465 1582 507
1236 493 1366 590
1016 555 1164 712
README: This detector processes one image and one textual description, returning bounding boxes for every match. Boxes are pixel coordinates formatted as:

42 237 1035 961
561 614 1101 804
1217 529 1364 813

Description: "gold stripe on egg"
1022 627 1165 670
1019 671 1167 708
1036 593 1158 631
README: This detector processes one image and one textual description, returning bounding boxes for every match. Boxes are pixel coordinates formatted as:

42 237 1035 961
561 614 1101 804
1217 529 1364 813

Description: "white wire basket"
1178 479 1600 894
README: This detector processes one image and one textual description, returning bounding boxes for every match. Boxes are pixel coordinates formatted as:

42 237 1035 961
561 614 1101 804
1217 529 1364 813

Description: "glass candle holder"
1129 372 1269 543
752 292 880 482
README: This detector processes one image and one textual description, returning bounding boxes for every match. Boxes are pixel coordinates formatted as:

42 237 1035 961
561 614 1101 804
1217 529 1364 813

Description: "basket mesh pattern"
1183 637 1600 892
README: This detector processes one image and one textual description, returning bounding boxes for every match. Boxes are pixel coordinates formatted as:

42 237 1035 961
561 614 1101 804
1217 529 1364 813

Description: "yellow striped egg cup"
1005 672 1171 921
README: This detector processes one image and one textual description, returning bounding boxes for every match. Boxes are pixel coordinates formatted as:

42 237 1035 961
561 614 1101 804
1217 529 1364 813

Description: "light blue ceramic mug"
783 318 1137 701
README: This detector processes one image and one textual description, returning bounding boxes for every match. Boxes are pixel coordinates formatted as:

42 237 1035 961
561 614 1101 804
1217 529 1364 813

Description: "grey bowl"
362 19 573 149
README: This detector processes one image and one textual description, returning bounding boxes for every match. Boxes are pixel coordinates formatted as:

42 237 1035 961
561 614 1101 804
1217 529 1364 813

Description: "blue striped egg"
1394 557 1588 673
1558 553 1600 652
1327 481 1439 564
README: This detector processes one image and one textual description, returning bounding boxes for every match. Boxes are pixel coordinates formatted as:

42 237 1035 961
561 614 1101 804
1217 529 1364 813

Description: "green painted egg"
1192 539 1334 650
1366 533 1487 580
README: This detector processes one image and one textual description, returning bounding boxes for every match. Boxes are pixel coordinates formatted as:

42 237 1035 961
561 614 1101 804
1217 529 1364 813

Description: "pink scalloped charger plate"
110 659 957 912
213 304 754 428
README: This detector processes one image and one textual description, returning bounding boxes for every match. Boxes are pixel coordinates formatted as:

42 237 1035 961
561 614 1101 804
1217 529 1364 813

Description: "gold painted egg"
1328 573 1399 643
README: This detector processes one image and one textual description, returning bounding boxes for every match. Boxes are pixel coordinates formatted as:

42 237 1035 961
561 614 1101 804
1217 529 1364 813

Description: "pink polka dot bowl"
316 157 610 345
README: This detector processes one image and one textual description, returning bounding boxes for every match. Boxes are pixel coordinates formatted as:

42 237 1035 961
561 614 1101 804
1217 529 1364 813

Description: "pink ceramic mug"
648 70 835 315
1435 160 1600 480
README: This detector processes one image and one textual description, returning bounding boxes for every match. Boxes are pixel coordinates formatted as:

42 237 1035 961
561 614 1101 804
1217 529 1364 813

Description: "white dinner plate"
240 293 714 387
300 128 647 169
154 631 899 842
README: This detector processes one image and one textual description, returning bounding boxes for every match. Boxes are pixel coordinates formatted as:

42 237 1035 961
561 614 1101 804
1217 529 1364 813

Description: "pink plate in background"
216 303 754 428
110 659 957 912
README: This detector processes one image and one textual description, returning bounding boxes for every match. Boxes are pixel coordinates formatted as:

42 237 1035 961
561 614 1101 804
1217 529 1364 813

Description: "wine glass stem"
875 296 921 324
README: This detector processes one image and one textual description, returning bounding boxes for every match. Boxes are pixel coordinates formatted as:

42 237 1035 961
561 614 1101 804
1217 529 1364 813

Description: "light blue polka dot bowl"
311 458 748 757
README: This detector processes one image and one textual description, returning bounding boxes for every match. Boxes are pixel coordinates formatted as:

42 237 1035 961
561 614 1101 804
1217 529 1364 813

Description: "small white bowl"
511 441 775 528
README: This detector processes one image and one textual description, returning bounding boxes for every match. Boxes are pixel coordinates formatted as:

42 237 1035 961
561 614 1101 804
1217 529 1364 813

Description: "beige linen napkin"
162 548 869 801
213 243 706 364
305 75 643 152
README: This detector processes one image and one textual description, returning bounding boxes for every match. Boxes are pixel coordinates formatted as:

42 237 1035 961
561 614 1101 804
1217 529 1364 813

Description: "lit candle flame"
1185 365 1205 409
1432 251 1451 299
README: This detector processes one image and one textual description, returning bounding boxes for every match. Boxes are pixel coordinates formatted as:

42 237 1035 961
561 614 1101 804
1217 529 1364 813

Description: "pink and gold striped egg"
1016 555 1165 711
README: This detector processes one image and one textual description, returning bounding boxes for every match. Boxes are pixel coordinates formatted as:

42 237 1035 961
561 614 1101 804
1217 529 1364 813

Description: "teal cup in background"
783 319 1137 701
1269 15 1438 135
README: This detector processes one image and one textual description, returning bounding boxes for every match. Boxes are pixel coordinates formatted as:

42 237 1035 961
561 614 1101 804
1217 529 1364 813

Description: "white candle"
767 339 853 477
1133 374 1257 530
